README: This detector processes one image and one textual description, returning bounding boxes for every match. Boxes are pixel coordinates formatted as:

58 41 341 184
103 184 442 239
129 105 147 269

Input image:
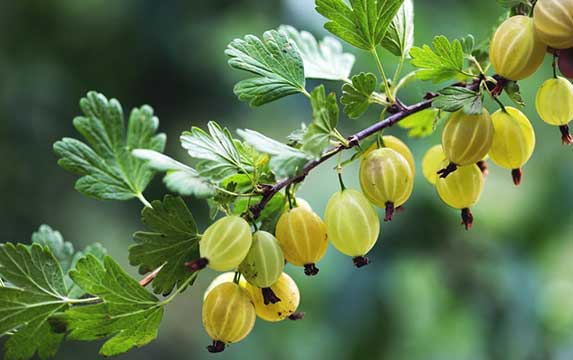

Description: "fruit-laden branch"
249 79 486 220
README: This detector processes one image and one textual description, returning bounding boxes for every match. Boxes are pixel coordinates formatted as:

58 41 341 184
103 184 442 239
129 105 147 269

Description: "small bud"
511 168 523 186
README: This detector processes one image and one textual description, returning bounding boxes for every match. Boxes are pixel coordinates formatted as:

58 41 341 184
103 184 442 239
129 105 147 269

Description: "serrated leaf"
279 25 355 81
433 87 483 114
0 243 69 360
505 80 525 107
237 129 312 179
341 72 378 119
233 193 287 232
302 85 340 157
409 36 466 83
133 149 215 198
130 195 200 296
381 0 414 57
226 30 306 106
31 225 74 273
460 34 475 57
316 0 405 51
53 92 166 201
66 256 166 357
398 108 444 137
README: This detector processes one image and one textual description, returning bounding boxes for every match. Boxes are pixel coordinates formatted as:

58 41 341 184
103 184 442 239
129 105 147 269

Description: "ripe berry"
239 231 285 304
489 107 536 185
191 216 252 272
534 0 573 49
324 188 380 267
422 145 446 185
435 163 484 230
275 208 328 276
535 77 573 144
245 272 300 322
359 148 414 221
363 135 415 175
204 272 246 300
558 48 573 78
202 282 256 353
490 16 546 80
439 109 494 177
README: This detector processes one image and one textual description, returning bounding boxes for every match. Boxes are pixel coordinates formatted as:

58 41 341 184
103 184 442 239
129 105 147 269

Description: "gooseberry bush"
1 0 573 357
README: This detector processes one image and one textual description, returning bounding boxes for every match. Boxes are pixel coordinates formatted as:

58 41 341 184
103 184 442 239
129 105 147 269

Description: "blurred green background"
1 0 573 359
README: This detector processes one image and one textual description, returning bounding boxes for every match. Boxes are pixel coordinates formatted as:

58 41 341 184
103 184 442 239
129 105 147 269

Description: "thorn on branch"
288 312 305 321
512 168 523 186
461 208 474 230
437 162 458 178
304 263 319 276
139 265 164 287
262 287 281 305
207 340 226 353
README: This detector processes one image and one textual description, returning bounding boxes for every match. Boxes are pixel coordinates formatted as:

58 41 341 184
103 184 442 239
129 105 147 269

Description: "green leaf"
381 0 414 57
398 108 443 138
226 30 306 106
234 193 287 232
130 195 200 296
66 256 164 357
497 0 530 9
180 121 257 182
409 36 466 83
53 92 166 201
433 87 483 114
133 149 215 198
505 80 525 107
302 85 340 157
341 72 378 119
0 243 69 360
31 225 74 273
237 129 312 179
316 0 405 51
279 25 355 81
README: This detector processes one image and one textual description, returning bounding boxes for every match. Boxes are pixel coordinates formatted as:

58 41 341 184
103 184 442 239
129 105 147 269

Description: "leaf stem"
159 273 198 307
136 193 153 208
370 48 395 104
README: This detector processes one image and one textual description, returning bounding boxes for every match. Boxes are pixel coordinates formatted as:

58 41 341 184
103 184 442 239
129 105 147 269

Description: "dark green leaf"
316 0 405 51
433 87 483 114
398 108 444 137
341 72 378 119
381 0 414 57
130 195 200 296
233 193 286 232
53 92 166 201
31 225 74 273
410 36 466 83
279 25 355 81
302 85 340 157
237 129 312 179
66 256 165 357
226 30 306 106
505 80 525 107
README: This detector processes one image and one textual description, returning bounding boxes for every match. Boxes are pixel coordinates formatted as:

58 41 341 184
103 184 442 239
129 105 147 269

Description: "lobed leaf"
341 72 378 119
381 0 414 57
398 108 443 138
433 87 483 114
409 36 466 83
302 85 340 157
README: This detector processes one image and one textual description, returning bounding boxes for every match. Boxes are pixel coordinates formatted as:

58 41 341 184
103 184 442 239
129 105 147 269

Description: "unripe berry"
359 148 414 221
535 77 573 143
324 188 380 267
436 163 484 230
239 231 285 304
197 216 252 272
534 0 573 49
204 272 246 300
363 135 415 175
439 109 494 177
558 48 573 78
245 272 300 322
202 282 256 353
283 197 312 212
275 208 328 276
490 15 546 80
489 107 536 185
422 145 446 185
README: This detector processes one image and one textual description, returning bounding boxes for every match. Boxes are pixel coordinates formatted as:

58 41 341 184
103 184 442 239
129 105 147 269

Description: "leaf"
237 129 312 179
315 0 405 51
433 87 484 114
286 123 308 146
302 85 340 157
0 243 69 360
460 34 475 57
279 25 355 81
497 0 530 9
180 121 256 182
226 30 306 106
53 92 166 201
398 108 444 137
133 149 215 198
130 195 200 296
31 225 74 273
65 256 165 357
505 80 525 107
409 36 466 83
381 0 414 57
341 72 378 119
233 193 287 232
